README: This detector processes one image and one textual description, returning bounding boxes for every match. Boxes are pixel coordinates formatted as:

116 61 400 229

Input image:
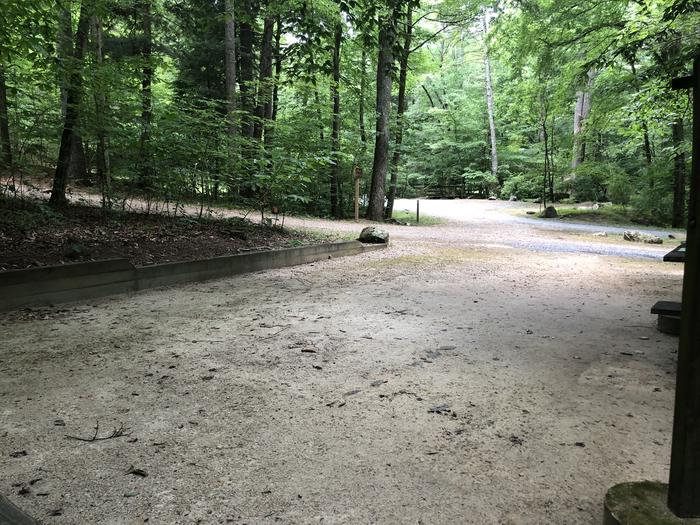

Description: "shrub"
607 172 632 205
630 163 674 225
500 172 543 200
571 163 613 202
463 168 498 197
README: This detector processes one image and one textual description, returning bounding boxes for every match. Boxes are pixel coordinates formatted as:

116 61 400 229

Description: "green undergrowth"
391 210 444 226
526 203 684 232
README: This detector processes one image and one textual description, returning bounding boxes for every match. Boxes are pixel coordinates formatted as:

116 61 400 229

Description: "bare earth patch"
0 200 684 524
0 197 335 271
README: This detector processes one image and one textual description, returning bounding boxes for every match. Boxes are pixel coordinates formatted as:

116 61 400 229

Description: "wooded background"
0 0 697 224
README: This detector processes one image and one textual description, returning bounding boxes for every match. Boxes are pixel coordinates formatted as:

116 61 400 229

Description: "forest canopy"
0 0 697 225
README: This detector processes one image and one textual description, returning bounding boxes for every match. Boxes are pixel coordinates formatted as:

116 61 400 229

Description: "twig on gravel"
259 325 291 341
66 421 131 442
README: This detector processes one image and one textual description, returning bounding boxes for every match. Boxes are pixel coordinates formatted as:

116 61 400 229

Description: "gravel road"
0 198 684 524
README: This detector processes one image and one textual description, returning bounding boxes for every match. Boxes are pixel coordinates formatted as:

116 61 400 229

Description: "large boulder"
359 226 389 244
624 230 663 244
540 206 558 218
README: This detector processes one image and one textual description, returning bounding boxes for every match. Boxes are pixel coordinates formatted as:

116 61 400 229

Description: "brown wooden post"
416 199 420 224
668 55 700 518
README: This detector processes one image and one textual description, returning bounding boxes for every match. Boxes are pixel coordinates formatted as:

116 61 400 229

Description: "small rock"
592 232 607 237
509 195 518 201
9 450 27 458
643 235 663 244
488 196 497 200
574 442 586 448
359 226 389 244
623 230 641 242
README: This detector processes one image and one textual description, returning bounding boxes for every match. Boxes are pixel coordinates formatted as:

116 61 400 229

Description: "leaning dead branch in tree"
65 421 131 442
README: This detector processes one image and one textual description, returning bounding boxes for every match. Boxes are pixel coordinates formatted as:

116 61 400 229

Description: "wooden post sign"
354 166 362 221
668 55 700 518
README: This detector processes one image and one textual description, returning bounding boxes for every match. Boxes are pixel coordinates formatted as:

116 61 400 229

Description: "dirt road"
0 200 684 524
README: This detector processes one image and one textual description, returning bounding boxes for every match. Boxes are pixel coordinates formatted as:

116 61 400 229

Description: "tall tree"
271 17 282 123
138 0 153 186
254 13 275 142
367 2 399 221
482 10 498 185
0 66 11 169
224 0 238 141
238 0 258 139
571 69 596 170
91 14 111 206
385 4 412 219
358 48 368 145
671 117 686 228
58 3 88 183
330 15 342 218
50 0 91 205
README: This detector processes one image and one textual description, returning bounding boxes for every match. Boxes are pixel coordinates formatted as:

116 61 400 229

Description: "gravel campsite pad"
0 200 684 524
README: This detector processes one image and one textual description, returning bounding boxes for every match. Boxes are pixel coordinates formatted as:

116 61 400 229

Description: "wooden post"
668 55 700 518
354 166 362 221
416 199 420 224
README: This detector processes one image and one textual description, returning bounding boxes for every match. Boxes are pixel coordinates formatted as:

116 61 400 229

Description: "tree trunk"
542 120 550 207
50 1 90 205
91 15 111 206
330 19 342 219
672 118 686 228
314 84 325 142
138 0 153 187
385 4 412 219
271 17 282 123
359 48 367 145
224 0 237 140
254 15 275 142
58 5 72 118
643 121 653 165
571 69 596 170
0 66 12 169
482 11 499 185
629 60 654 165
58 4 87 184
366 12 397 221
238 0 257 139
421 84 435 108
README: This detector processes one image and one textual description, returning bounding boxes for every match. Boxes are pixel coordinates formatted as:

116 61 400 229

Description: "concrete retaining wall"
0 241 384 312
